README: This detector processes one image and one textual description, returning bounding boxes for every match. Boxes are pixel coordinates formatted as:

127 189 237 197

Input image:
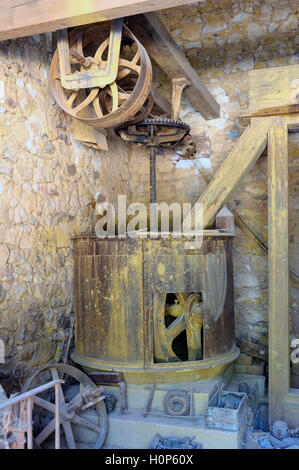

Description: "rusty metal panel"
143 238 206 293
75 239 144 365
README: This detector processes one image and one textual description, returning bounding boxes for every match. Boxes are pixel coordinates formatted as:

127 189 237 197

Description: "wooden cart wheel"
50 22 152 129
21 363 107 449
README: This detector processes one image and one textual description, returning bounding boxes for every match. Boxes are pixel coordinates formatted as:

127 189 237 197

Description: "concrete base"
72 367 252 449
103 365 234 418
104 411 247 449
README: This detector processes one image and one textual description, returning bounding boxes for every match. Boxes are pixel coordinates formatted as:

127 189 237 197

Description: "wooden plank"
0 0 205 41
248 65 299 114
182 118 274 229
239 340 268 362
240 103 299 119
128 13 220 120
234 363 264 376
268 117 289 425
72 118 108 150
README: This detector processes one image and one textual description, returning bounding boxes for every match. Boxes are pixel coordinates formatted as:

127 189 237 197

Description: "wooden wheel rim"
21 363 107 449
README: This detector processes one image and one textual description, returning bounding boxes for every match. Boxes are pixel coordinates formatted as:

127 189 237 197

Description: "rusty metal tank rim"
71 347 240 372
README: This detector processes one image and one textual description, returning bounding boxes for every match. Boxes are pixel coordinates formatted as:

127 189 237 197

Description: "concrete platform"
104 410 247 449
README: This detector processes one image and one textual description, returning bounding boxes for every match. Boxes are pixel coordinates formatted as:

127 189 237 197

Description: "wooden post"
268 117 290 425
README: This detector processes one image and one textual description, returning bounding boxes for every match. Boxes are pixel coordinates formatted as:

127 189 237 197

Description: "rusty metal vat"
71 232 239 385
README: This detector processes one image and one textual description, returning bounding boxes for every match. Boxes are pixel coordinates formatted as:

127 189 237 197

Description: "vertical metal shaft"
149 145 157 204
149 124 157 204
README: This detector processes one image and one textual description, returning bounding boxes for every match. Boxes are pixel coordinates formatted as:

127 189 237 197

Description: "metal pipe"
149 145 157 204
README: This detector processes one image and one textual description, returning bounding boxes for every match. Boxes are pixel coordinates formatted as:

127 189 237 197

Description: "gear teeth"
116 117 191 133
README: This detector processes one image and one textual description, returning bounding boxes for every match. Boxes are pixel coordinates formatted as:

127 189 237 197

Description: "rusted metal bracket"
57 18 123 90
88 371 128 414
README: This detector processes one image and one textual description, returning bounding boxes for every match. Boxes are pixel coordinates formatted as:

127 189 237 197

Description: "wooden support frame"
181 63 299 426
185 112 299 426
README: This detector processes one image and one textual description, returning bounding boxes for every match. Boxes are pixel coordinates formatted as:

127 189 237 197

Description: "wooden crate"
207 391 248 431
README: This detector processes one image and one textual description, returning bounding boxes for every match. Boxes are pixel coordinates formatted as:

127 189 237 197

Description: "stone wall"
0 0 298 381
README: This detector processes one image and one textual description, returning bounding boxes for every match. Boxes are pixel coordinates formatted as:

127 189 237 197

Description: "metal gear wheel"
163 389 191 416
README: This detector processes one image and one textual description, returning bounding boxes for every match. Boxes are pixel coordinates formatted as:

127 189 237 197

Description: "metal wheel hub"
163 389 191 416
61 403 75 421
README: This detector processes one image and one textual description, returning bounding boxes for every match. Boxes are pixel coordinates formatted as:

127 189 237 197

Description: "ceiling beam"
128 13 220 120
0 0 205 41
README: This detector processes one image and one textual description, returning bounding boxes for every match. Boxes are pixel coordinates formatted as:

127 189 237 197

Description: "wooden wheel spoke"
119 59 140 72
118 91 130 101
66 91 78 109
62 421 76 449
72 88 99 115
108 82 118 112
132 50 140 65
93 95 103 118
33 396 56 414
117 58 141 80
35 418 56 446
106 86 129 102
72 415 102 434
94 38 109 64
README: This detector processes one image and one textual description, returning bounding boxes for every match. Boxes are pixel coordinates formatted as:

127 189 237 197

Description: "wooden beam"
128 13 220 120
240 103 299 119
0 0 204 41
182 118 274 229
151 87 172 116
268 117 290 425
